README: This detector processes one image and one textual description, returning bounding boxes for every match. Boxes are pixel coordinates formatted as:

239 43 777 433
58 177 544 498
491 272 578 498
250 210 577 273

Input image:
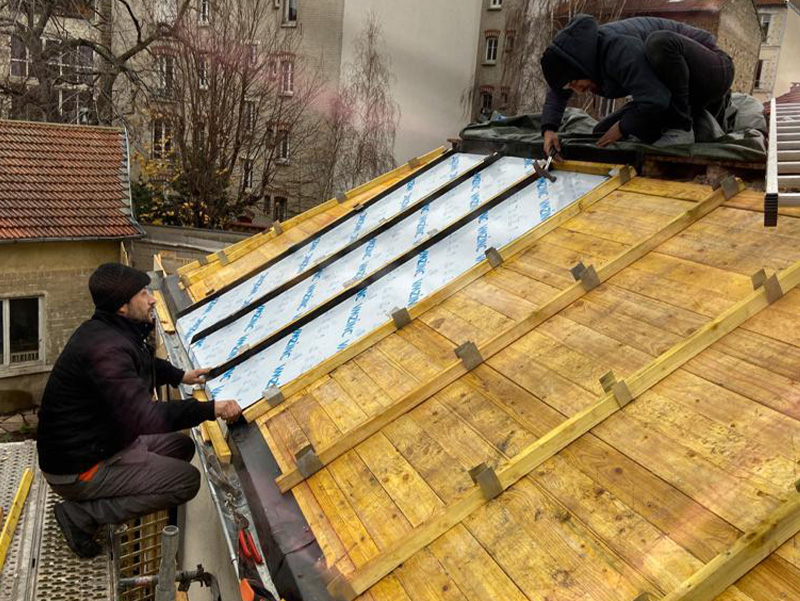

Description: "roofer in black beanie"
540 14 734 152
37 263 242 559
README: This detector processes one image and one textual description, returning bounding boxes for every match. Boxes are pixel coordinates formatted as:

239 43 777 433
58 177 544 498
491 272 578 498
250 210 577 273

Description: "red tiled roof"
0 119 143 242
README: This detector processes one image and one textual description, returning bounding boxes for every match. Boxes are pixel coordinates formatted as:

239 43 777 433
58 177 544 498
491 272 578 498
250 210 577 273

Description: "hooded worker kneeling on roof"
540 14 734 152
36 263 242 559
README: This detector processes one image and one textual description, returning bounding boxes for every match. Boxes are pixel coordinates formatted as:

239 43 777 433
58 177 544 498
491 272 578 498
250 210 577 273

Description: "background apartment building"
753 0 800 102
471 0 762 121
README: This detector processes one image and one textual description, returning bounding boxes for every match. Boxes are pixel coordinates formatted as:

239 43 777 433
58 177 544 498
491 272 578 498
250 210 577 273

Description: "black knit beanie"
540 46 589 91
89 263 151 313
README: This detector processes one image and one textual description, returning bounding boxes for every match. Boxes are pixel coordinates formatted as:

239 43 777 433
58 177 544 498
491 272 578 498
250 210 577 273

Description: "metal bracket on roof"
407 156 421 169
485 246 503 268
390 307 412 329
631 593 654 601
295 444 324 479
570 262 601 291
611 380 634 408
469 463 503 501
273 221 284 235
609 165 632 184
712 176 739 200
198 254 209 266
751 269 785 303
336 192 348 204
178 275 189 290
263 385 285 408
599 370 617 393
454 341 484 371
216 251 230 266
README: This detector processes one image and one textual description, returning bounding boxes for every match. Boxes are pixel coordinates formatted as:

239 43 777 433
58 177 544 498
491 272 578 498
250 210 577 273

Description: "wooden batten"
328 252 800 601
192 388 231 464
273 175 737 494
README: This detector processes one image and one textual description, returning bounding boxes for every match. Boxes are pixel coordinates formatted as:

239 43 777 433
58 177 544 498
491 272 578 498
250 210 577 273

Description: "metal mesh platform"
0 441 113 601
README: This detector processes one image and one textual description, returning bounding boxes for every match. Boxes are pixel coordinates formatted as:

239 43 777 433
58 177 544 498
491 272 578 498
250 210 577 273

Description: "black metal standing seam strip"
206 168 545 379
190 152 504 344
176 149 457 319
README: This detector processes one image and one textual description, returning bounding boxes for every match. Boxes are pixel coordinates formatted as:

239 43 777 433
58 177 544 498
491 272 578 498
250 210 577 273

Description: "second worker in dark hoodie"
539 14 734 150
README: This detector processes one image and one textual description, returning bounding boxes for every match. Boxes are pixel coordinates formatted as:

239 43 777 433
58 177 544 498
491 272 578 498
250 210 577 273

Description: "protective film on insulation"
206 170 608 408
188 156 538 367
176 152 485 344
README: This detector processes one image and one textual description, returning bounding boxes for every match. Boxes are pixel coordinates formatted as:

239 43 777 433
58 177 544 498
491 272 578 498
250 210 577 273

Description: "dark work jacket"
541 15 720 137
37 310 215 475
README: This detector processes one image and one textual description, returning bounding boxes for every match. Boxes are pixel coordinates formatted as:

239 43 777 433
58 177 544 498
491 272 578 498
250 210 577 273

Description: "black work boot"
54 502 102 559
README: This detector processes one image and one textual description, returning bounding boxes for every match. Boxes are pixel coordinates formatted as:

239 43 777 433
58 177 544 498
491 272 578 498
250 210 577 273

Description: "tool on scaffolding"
233 508 264 566
534 147 558 183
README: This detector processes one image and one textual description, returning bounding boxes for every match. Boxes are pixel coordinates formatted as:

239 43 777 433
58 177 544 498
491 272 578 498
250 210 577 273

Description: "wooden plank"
275 179 740 493
661 493 800 601
153 290 176 333
327 253 800 600
192 389 231 464
0 468 33 571
243 167 634 423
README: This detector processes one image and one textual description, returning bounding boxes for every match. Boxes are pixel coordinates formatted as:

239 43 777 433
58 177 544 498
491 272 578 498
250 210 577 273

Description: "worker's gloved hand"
183 367 211 385
215 399 243 423
543 130 563 161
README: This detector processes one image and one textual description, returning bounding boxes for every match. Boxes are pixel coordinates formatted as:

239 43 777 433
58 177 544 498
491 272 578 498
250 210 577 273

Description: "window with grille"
157 54 175 97
199 0 210 23
484 37 498 64
198 54 208 89
152 119 173 159
280 60 294 95
243 159 254 189
0 297 42 368
58 88 93 123
277 130 289 162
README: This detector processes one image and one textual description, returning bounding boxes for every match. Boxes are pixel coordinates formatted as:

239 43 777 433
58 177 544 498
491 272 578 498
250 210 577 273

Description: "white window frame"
755 59 765 90
280 60 294 95
10 35 31 78
484 36 498 64
157 54 175 96
760 13 771 44
198 54 208 90
199 0 210 25
283 0 297 25
242 158 254 190
277 129 289 162
488 0 502 9
152 118 172 159
0 295 45 370
244 100 256 134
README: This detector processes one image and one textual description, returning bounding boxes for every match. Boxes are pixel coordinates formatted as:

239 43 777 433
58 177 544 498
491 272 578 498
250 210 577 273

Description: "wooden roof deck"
175 162 800 601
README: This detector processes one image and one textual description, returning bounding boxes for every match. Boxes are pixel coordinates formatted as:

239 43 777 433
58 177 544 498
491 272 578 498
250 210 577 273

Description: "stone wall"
719 0 762 94
0 240 120 408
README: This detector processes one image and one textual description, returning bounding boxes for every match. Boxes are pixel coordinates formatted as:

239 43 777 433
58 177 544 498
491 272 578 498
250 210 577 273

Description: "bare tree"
135 0 324 228
314 13 399 199
0 0 191 124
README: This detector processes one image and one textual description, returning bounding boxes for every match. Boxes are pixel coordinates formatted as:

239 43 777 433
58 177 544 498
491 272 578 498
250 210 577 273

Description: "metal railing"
765 98 800 226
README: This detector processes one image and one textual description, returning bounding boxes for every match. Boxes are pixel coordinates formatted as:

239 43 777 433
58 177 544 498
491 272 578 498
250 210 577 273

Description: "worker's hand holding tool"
597 121 623 148
183 367 211 385
215 400 243 423
543 131 563 161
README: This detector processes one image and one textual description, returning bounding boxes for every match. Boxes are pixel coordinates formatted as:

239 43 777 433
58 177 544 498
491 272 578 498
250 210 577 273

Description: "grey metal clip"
455 341 484 370
469 463 503 500
263 385 285 408
485 247 503 268
391 307 412 329
570 262 601 291
599 370 617 393
612 380 634 408
296 444 324 479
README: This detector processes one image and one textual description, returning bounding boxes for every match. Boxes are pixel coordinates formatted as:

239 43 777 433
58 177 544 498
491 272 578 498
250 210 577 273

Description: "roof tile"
0 119 141 241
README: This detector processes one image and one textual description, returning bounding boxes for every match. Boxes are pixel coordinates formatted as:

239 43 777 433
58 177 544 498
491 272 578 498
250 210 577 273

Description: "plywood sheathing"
257 176 800 601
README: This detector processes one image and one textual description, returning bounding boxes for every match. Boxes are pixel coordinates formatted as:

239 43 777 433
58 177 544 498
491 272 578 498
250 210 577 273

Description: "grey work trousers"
45 432 201 535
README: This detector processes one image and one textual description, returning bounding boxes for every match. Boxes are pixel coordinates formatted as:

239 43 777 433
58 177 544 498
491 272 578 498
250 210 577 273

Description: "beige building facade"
753 0 800 103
